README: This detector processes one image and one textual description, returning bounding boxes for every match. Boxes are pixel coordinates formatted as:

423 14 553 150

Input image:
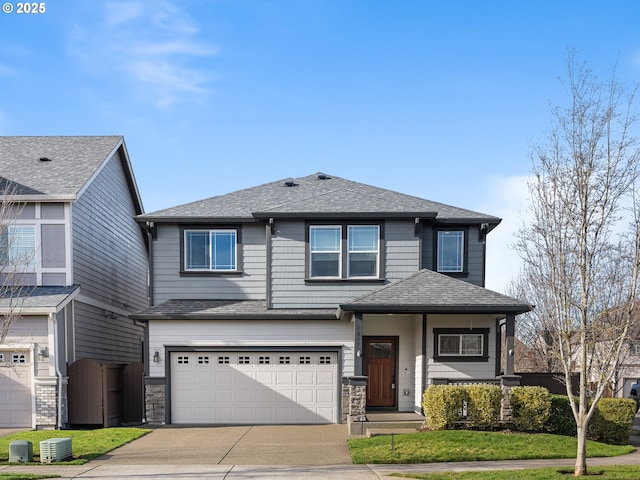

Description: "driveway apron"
91 424 353 465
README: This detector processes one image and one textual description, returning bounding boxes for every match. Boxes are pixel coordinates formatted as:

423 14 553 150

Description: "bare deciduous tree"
0 181 30 355
514 50 640 476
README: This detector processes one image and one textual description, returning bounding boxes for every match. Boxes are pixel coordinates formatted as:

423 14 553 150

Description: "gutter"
49 312 63 429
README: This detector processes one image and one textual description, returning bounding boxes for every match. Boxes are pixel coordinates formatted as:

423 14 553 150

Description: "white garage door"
171 351 338 424
0 351 32 428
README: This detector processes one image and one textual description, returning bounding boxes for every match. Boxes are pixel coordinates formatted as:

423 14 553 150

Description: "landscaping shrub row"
422 385 637 445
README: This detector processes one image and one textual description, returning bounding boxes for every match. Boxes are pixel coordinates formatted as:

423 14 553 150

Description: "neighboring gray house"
134 173 530 431
0 136 149 429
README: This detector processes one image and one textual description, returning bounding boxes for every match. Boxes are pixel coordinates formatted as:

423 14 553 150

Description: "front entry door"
364 337 397 409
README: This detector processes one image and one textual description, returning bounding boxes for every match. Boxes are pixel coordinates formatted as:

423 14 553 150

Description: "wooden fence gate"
67 359 144 427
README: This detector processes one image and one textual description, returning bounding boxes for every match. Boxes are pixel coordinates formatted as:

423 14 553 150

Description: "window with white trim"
437 230 464 273
310 226 341 277
434 328 489 361
0 225 36 268
348 225 379 277
184 229 237 271
12 353 27 364
309 224 380 279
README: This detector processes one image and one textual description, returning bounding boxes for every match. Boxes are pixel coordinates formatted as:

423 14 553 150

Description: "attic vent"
284 178 298 187
317 173 331 180
39 157 52 162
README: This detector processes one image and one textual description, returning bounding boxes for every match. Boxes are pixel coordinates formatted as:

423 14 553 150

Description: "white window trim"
437 230 464 273
309 225 342 278
184 228 238 272
347 225 380 278
437 333 484 356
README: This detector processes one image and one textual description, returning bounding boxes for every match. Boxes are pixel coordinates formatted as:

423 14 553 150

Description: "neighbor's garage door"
171 351 338 424
0 351 32 427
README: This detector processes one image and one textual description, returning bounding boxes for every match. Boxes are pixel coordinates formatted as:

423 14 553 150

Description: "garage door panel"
171 351 338 424
0 353 33 428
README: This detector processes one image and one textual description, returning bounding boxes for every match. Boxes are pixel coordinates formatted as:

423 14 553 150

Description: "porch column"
504 313 515 376
354 313 363 376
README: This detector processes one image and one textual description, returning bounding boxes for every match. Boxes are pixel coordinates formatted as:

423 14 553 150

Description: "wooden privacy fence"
67 359 144 427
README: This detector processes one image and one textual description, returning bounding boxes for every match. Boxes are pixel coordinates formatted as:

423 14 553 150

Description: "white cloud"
474 175 531 294
69 0 218 108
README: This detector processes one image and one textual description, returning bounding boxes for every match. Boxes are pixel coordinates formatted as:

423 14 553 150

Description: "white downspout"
49 312 63 429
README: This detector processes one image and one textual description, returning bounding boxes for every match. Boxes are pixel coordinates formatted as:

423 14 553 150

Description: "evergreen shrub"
587 398 637 445
466 384 502 429
510 386 551 432
423 385 467 430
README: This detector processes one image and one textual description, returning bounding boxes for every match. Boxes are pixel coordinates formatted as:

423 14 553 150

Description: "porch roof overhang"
338 269 532 319
0 285 79 315
131 299 339 321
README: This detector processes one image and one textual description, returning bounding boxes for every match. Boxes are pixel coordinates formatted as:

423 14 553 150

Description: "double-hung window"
0 225 36 268
437 230 464 273
310 226 342 277
348 225 379 277
184 229 237 271
434 328 489 361
309 224 380 279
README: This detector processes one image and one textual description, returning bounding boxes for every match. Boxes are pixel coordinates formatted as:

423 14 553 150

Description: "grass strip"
0 428 150 465
349 430 633 464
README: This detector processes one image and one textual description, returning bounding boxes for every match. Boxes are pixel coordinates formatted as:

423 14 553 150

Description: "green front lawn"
391 465 640 480
348 430 634 464
0 475 58 480
0 428 150 465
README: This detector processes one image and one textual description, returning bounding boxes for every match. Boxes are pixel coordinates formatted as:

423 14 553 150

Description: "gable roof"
339 269 531 315
0 136 143 214
137 172 500 226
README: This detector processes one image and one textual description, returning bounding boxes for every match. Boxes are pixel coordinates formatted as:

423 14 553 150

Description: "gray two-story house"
0 136 149 429
134 173 529 430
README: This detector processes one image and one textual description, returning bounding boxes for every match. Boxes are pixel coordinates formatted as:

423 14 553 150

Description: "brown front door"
364 337 397 408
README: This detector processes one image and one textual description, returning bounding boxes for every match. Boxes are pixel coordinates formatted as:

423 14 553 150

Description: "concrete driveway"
92 424 353 465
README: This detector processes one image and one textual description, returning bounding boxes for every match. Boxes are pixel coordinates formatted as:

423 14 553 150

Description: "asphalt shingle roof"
131 299 338 320
138 173 500 224
0 285 79 313
340 269 531 314
0 136 124 197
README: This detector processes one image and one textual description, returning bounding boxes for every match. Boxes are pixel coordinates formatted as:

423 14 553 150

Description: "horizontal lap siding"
72 152 149 310
152 224 266 304
426 314 497 381
270 220 420 309
148 319 354 378
74 301 142 363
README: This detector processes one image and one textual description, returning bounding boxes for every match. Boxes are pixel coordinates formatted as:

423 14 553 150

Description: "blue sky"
1 1 639 292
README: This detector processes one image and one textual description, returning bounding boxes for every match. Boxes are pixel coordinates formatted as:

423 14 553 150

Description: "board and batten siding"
270 219 420 309
147 319 354 379
72 151 149 311
426 314 497 382
73 301 142 364
151 223 266 304
422 224 485 287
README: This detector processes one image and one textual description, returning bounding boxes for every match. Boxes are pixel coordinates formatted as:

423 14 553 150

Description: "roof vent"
284 178 298 187
317 173 331 180
39 157 51 162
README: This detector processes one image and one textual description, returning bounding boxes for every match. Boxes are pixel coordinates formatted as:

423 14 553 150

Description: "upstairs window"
0 225 36 268
309 224 381 279
348 225 379 277
437 230 464 273
184 229 237 271
310 226 341 277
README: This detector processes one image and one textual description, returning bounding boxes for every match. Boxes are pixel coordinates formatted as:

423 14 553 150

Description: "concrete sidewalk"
1 422 639 479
